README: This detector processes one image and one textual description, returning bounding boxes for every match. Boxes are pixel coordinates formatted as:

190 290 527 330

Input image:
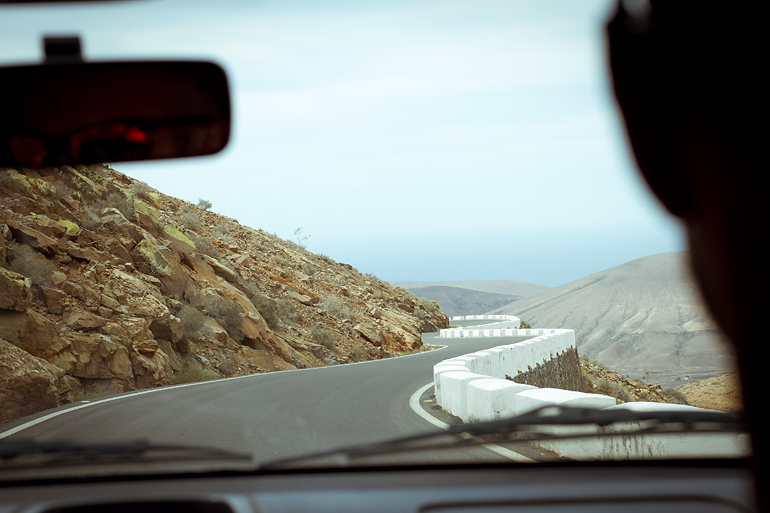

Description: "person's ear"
606 4 694 219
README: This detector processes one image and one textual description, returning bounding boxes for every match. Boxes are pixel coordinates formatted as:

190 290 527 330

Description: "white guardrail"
433 315 749 460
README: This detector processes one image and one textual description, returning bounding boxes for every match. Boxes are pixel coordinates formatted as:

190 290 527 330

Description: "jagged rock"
397 302 414 313
287 290 316 306
98 306 114 318
353 324 383 347
63 310 108 331
130 240 188 298
0 230 6 263
61 195 80 212
102 237 132 263
101 211 142 243
201 316 231 343
6 220 59 255
149 314 183 343
39 286 70 315
240 312 271 346
157 339 185 371
0 339 76 425
133 339 159 355
0 267 33 311
51 271 67 287
30 215 67 238
101 295 121 310
162 225 196 258
0 309 71 361
66 333 133 381
199 254 238 283
65 242 102 262
58 219 81 236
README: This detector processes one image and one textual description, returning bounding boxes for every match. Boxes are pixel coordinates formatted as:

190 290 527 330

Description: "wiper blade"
450 404 742 437
0 440 252 469
259 405 745 469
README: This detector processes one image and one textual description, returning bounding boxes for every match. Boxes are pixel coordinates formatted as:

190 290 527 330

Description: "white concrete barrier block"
515 388 617 414
433 364 471 404
438 371 489 420
466 379 537 423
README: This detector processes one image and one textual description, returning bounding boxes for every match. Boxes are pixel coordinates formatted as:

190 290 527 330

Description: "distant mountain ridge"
390 280 550 317
486 252 734 379
391 280 551 298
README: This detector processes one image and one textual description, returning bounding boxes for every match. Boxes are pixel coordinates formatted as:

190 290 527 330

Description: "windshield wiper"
0 440 252 470
259 405 745 469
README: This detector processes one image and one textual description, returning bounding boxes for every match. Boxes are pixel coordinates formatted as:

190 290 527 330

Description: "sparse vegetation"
245 285 281 330
7 245 57 287
189 233 221 258
178 305 206 337
197 198 212 211
97 191 134 219
179 210 201 231
312 326 336 350
317 253 334 265
170 365 219 384
273 254 288 266
416 297 440 315
205 296 243 341
294 227 310 248
72 390 110 402
596 378 632 403
661 388 688 405
130 181 153 199
318 296 355 322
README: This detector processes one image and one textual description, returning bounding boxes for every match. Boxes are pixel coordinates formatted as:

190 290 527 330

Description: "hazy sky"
0 0 685 287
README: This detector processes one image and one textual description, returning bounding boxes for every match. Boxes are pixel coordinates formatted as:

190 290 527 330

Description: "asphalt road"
0 329 534 468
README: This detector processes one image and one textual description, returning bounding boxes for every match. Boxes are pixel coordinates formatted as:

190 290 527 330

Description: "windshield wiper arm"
259 405 745 470
0 440 252 469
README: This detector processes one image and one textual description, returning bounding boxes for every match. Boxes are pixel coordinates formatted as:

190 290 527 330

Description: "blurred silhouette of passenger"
607 0 764 508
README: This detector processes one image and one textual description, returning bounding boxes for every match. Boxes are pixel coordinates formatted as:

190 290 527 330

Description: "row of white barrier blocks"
433 330 611 423
432 326 749 459
441 315 521 338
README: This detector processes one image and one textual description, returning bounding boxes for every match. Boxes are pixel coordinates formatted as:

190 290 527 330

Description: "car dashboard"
0 460 756 513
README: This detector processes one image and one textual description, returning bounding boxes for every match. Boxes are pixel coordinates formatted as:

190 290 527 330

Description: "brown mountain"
487 252 735 380
0 165 448 425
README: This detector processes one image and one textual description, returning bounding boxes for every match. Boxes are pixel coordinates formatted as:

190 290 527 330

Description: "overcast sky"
1 0 685 287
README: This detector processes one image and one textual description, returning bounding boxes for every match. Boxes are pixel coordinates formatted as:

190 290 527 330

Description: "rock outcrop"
0 165 449 425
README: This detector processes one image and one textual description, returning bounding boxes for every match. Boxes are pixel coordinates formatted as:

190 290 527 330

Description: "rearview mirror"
0 59 231 167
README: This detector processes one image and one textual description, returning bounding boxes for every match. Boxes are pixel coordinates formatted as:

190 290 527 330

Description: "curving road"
1 328 534 467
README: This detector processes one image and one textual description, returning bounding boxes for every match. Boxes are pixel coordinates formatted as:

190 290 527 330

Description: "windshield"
0 0 746 478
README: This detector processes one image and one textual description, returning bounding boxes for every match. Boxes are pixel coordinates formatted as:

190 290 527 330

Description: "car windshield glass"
0 0 746 478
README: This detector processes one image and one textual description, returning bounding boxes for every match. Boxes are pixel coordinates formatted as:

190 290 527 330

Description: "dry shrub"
180 212 201 231
597 378 632 403
661 388 689 405
178 305 206 337
312 326 336 350
7 245 57 287
188 234 222 258
170 365 219 384
97 192 134 219
245 285 280 330
130 181 153 199
205 296 243 341
318 296 354 322
416 298 440 315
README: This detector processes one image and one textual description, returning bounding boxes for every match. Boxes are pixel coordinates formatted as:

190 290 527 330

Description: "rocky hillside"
579 356 689 406
0 165 448 426
675 372 743 413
